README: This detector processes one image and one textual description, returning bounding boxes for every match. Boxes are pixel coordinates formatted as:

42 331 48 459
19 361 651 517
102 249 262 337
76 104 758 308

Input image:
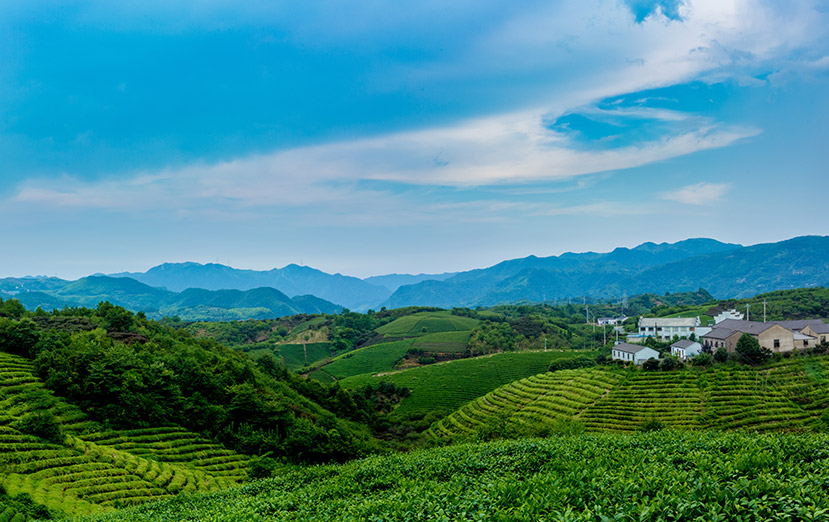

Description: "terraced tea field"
0 352 250 517
68 431 829 522
429 356 829 440
341 350 598 420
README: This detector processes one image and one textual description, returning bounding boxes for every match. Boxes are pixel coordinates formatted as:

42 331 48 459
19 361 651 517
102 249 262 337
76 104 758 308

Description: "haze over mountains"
2 236 828 319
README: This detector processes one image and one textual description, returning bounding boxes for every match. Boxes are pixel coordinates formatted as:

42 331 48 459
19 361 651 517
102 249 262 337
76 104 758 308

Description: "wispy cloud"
660 182 731 205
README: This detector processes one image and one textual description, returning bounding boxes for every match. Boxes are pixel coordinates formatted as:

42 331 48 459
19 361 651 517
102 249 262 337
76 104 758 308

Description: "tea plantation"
341 350 598 421
430 356 829 440
0 352 250 518
66 431 829 522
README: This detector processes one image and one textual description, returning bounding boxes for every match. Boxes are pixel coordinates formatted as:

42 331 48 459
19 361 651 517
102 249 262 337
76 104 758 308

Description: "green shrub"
640 417 664 432
659 356 678 371
547 356 595 372
249 456 281 479
691 353 712 366
15 411 63 444
642 358 660 371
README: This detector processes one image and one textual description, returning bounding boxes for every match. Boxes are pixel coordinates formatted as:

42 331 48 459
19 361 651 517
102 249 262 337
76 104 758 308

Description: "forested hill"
3 276 340 321
0 299 381 466
384 236 829 308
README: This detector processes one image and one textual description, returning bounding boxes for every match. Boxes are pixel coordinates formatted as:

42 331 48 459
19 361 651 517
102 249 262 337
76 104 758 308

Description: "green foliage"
642 358 660 371
640 417 664 431
659 356 679 371
68 432 829 522
0 318 39 357
735 333 772 365
714 347 729 363
691 352 712 366
3 304 375 465
547 356 595 372
14 411 63 444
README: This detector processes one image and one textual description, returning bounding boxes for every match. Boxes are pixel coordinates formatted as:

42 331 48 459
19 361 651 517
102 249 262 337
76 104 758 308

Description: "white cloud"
5 0 820 216
660 182 731 205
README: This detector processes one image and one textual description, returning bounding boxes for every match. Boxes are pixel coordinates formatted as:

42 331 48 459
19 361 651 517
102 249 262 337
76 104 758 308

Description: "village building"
714 309 744 324
671 339 702 360
597 316 628 326
611 343 660 365
799 322 829 344
638 317 700 341
700 318 828 353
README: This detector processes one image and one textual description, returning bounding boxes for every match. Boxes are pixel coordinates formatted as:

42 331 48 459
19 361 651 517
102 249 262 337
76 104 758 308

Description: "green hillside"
0 351 249 517
375 311 479 337
68 431 829 522
429 356 829 440
341 350 597 423
317 340 415 381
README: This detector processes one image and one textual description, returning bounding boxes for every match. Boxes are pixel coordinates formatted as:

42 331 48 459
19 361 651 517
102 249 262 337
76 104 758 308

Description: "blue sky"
1 0 828 279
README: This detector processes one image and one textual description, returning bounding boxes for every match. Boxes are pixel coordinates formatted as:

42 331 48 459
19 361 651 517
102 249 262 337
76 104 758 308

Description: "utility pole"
746 304 751 322
544 336 547 352
763 300 767 323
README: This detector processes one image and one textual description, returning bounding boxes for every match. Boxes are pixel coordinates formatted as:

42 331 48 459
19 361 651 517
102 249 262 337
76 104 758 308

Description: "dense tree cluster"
0 299 382 464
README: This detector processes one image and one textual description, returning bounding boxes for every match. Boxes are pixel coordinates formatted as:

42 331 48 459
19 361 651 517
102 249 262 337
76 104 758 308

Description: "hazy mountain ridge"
110 262 389 311
383 237 829 308
10 276 341 320
3 236 828 315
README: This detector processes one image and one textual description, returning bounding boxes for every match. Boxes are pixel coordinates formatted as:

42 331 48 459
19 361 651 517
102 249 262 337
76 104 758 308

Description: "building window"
803 340 809 347
774 339 780 348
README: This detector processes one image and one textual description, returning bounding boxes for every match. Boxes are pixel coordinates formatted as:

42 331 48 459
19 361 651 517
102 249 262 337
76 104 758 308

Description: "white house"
714 309 744 324
612 343 660 365
598 316 628 326
638 317 700 341
670 339 702 360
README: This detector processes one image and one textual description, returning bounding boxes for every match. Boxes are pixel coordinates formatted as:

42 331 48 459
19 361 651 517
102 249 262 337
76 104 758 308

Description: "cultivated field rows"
0 352 250 516
429 357 829 439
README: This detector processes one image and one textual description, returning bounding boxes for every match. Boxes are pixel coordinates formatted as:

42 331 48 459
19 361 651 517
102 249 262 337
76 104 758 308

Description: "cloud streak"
660 182 731 205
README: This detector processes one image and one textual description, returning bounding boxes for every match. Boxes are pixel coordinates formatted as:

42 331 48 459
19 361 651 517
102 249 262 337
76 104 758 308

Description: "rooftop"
639 317 699 328
613 342 655 354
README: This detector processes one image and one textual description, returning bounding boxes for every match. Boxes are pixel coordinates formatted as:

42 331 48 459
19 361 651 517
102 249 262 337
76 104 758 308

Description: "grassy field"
429 355 829 440
67 431 829 522
314 340 415 381
0 352 250 518
340 350 598 421
375 311 479 337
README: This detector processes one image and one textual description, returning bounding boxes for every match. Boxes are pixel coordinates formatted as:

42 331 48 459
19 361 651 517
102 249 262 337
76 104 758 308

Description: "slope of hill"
110 263 390 311
339 350 598 424
67 432 829 522
429 355 829 440
10 276 340 320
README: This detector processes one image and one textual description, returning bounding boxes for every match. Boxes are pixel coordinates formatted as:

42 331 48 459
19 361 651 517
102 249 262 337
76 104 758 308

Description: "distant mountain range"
1 276 340 321
383 236 829 308
2 235 828 319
